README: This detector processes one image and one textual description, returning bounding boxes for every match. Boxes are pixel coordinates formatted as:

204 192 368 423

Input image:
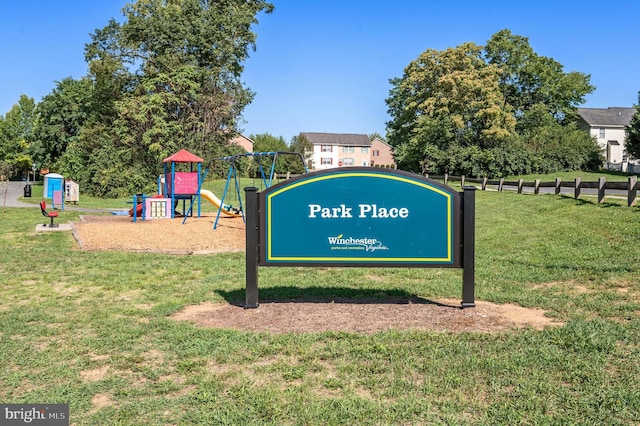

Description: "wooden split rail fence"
427 174 639 207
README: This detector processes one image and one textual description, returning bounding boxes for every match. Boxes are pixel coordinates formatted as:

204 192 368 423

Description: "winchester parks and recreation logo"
327 234 389 252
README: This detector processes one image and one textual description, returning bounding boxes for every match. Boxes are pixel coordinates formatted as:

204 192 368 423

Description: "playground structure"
129 149 242 222
130 149 204 221
212 151 309 229
163 149 204 218
129 149 309 228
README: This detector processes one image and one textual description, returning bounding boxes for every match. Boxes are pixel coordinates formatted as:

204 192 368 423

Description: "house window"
342 158 354 166
373 150 380 157
361 147 369 153
321 157 332 165
599 128 605 138
321 145 332 152
362 160 369 166
343 146 354 153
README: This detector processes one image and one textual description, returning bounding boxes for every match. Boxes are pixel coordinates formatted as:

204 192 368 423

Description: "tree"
249 133 291 176
0 95 37 179
386 29 598 177
386 41 516 174
484 29 594 132
31 78 92 175
289 133 313 173
626 92 640 161
86 0 273 161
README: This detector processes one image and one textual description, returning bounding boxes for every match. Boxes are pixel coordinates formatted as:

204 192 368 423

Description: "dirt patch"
73 215 562 333
171 298 560 334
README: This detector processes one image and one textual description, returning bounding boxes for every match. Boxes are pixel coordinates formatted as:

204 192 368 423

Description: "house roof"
301 132 371 147
577 107 636 127
162 149 204 163
371 137 393 149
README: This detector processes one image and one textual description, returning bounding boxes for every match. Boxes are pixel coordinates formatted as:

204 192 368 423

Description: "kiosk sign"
244 167 476 309
262 169 460 266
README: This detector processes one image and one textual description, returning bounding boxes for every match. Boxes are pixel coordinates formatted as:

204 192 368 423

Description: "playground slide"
200 189 243 217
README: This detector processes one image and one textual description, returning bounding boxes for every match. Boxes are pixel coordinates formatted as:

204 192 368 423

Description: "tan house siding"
302 132 372 170
228 134 254 152
302 133 396 170
371 138 396 168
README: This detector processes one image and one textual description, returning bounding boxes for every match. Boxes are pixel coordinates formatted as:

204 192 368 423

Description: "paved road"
1 181 34 208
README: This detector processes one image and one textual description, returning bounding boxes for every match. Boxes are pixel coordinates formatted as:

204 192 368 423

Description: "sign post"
245 168 475 308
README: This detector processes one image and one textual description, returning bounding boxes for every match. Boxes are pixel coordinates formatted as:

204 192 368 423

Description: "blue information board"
260 168 461 266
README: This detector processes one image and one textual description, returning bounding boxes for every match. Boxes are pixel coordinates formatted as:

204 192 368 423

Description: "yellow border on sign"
265 172 453 263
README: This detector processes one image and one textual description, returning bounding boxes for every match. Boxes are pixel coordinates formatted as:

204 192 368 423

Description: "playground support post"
245 187 259 308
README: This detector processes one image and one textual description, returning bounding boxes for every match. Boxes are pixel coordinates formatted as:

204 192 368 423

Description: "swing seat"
40 200 59 227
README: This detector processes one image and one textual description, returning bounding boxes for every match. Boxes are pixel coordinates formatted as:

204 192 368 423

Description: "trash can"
23 184 32 198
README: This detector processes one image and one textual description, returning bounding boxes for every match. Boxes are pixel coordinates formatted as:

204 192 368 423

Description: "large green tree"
31 78 93 177
47 0 274 196
88 0 273 159
0 95 37 179
386 29 599 177
484 29 594 132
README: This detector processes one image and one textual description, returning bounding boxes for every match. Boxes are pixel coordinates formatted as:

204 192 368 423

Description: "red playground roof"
162 149 204 163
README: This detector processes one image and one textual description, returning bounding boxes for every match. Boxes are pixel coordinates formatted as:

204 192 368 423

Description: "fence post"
444 173 448 186
498 178 504 192
555 177 561 195
598 177 606 204
629 175 638 207
517 179 523 193
461 175 465 187
482 177 487 190
574 177 581 199
534 179 540 195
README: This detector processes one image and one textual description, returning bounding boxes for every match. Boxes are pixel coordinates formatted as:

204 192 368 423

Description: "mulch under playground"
71 214 561 333
73 214 245 254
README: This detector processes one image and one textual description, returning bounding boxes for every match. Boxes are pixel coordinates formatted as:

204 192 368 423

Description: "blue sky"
1 0 639 142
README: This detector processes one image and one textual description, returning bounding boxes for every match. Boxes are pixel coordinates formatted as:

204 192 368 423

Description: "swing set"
213 151 308 229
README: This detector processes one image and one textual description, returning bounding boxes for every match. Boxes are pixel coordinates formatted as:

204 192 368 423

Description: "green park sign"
244 167 476 308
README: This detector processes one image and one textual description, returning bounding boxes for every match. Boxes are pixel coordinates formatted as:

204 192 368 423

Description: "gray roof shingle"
577 107 636 127
301 132 371 147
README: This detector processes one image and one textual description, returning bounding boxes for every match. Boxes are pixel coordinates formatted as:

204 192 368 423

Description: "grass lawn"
2 181 640 424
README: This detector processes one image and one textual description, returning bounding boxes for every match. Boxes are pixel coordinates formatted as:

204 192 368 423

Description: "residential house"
228 134 254 152
302 132 373 170
301 132 396 170
370 138 396 168
577 107 636 170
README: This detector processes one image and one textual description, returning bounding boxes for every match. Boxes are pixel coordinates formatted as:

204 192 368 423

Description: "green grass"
3 180 640 424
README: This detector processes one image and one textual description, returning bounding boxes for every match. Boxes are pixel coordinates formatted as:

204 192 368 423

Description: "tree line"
1 0 275 196
385 29 626 177
2 5 639 196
